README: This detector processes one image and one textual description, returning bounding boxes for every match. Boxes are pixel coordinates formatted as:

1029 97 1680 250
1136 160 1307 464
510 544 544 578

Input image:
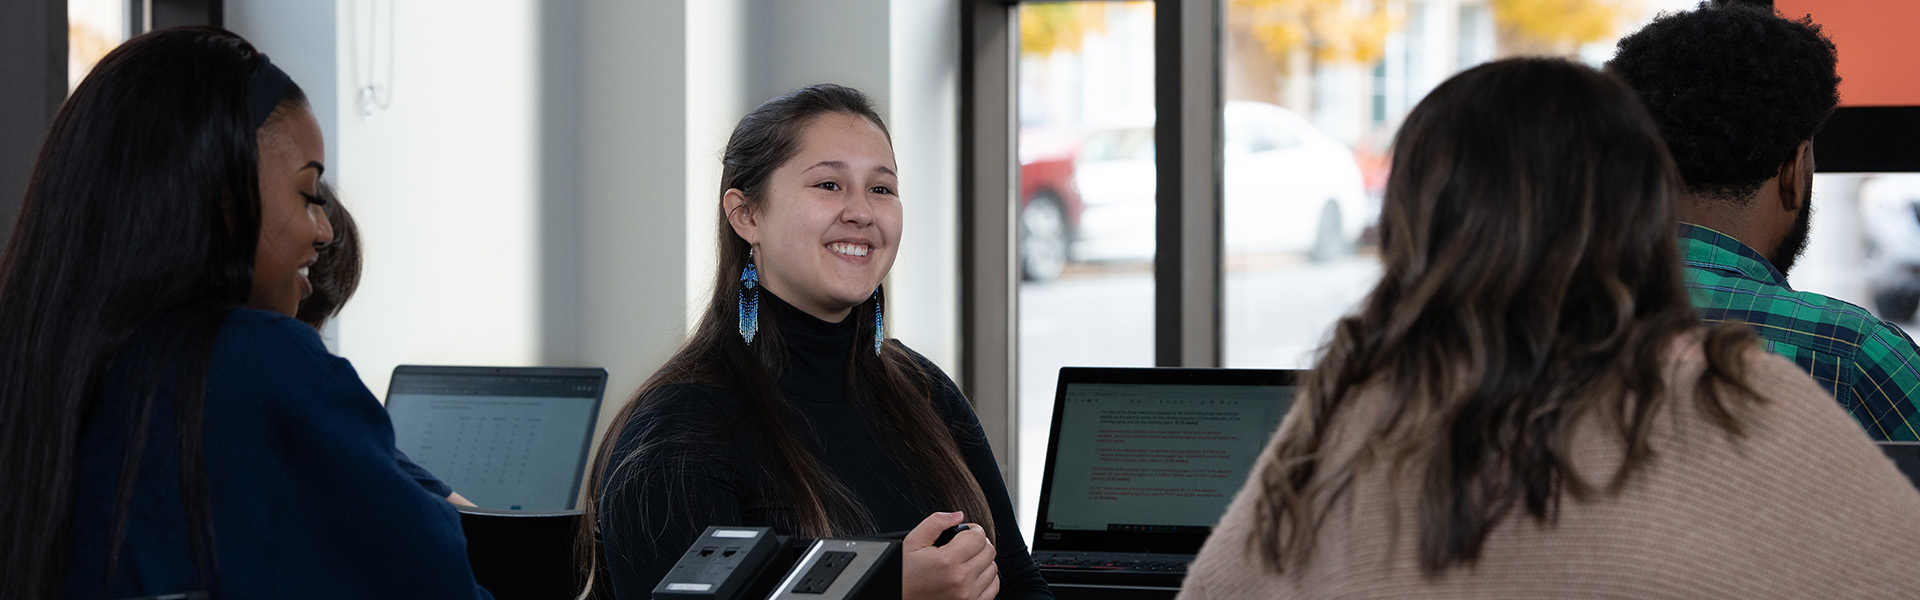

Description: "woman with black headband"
0 27 491 599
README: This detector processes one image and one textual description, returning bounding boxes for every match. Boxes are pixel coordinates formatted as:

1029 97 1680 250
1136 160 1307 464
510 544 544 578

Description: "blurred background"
1008 0 1917 527
23 0 1917 533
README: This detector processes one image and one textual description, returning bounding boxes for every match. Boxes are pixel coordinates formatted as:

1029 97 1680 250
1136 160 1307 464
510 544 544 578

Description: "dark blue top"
598 293 1052 599
66 309 490 599
397 449 455 498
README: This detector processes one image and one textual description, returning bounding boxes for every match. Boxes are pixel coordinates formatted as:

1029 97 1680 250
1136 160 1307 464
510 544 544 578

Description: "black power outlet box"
652 526 798 599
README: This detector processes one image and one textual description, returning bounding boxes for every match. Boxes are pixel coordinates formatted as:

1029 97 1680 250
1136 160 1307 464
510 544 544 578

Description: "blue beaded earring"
739 249 760 345
871 288 884 356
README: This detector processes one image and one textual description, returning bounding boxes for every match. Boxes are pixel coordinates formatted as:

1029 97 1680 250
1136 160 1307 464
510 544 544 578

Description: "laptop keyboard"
1034 552 1190 574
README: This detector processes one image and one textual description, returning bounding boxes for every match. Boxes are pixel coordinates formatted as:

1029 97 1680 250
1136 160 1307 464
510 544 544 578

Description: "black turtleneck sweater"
598 293 1052 599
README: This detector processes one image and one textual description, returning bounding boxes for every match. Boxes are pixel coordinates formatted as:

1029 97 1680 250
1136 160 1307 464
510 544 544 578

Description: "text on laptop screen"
1045 383 1294 532
387 372 602 511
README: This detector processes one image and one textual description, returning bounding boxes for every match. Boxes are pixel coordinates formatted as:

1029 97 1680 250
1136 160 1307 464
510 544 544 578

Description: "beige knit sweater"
1179 340 1920 599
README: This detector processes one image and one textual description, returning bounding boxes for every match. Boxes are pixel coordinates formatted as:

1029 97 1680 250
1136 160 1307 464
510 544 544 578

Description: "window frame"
959 0 1225 488
0 0 67 253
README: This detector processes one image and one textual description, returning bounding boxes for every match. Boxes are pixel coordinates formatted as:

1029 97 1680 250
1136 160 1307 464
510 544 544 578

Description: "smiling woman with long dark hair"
0 27 488 599
578 84 1050 600
1176 58 1920 599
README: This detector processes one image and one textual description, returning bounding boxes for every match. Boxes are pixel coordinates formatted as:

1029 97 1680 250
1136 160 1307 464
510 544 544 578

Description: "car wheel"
1874 289 1920 323
1307 200 1348 263
1020 193 1070 283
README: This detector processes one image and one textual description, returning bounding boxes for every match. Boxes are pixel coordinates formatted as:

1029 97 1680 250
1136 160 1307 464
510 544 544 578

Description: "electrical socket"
653 526 793 600
766 538 900 600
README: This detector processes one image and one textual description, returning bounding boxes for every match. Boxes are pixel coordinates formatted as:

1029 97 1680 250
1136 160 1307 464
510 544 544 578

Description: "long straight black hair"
575 84 996 597
0 27 306 598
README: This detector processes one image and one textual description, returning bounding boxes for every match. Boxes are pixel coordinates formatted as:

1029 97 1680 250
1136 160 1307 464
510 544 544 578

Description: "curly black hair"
1605 0 1838 204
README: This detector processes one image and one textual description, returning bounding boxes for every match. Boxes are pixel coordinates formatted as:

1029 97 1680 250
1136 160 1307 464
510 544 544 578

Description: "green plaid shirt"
1680 223 1920 440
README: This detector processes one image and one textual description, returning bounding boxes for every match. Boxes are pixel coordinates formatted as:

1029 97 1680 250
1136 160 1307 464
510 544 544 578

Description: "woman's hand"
902 511 999 600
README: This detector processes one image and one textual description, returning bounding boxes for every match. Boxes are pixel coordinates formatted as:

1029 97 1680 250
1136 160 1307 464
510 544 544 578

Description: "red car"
1018 136 1083 283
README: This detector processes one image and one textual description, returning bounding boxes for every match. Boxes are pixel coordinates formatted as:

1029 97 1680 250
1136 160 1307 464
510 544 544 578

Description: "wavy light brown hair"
1251 58 1758 574
574 84 995 597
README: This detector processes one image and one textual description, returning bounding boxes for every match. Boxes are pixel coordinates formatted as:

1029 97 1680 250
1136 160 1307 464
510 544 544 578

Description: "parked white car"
1069 101 1372 263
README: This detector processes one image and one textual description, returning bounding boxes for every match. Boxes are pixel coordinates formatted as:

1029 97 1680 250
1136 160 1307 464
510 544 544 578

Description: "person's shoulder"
885 342 974 418
1648 334 1898 511
603 381 749 470
1692 273 1905 350
886 342 957 386
214 308 334 367
1736 343 1828 397
207 308 371 418
639 381 742 417
1671 332 1920 508
1853 313 1920 364
889 341 933 365
1661 330 1819 412
615 382 746 441
1681 336 1860 440
1777 291 1920 364
1794 289 1894 330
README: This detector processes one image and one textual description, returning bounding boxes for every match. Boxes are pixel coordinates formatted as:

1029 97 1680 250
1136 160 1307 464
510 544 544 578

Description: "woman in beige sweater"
1179 58 1920 599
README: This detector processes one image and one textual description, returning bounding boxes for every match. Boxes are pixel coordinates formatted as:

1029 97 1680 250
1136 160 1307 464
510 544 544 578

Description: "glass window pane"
1811 173 1920 331
68 0 129 93
1220 0 1703 370
1015 1 1156 530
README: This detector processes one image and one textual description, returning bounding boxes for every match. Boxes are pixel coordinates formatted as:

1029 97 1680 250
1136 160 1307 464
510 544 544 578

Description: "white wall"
329 0 543 396
229 0 336 172
745 2 890 100
889 0 963 377
552 0 694 454
233 0 964 459
684 0 749 332
228 0 337 347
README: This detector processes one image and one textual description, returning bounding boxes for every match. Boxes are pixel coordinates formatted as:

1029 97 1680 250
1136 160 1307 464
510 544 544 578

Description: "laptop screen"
385 365 608 511
1034 367 1297 555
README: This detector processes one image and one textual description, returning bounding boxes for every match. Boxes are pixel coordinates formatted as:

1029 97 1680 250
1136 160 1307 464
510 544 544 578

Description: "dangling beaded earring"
739 249 760 345
871 288 884 356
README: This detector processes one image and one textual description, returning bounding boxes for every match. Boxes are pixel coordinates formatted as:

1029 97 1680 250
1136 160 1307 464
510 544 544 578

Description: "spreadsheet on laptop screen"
387 370 603 511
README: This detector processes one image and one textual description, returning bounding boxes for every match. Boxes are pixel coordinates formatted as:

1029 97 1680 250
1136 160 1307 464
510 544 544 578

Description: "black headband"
248 54 293 131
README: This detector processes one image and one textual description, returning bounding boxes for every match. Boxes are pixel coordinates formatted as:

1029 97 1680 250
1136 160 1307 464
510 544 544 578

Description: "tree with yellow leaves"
1493 0 1638 56
1019 3 1113 57
1230 0 1398 68
1225 0 1396 113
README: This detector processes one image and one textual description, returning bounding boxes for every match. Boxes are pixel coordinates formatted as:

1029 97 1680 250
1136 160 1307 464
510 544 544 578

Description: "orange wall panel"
1777 0 1920 107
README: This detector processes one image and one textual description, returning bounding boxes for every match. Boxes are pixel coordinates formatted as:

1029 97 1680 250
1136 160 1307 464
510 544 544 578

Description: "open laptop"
1030 367 1299 591
385 365 608 511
